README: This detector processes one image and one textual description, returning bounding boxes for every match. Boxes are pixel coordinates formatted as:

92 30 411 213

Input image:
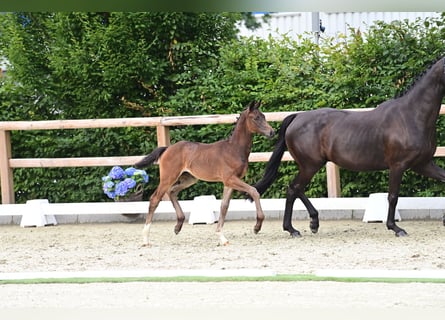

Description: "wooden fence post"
326 161 341 198
0 130 15 204
156 125 171 200
156 125 171 147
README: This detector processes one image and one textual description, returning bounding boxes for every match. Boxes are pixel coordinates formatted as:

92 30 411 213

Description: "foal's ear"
249 100 262 111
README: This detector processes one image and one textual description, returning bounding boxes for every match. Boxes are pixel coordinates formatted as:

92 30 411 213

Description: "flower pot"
115 184 144 219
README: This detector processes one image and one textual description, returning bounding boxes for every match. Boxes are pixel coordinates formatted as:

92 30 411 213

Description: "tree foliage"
0 12 240 203
1 13 445 203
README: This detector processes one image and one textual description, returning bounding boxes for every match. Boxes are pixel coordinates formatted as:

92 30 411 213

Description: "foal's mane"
395 55 444 98
227 106 249 139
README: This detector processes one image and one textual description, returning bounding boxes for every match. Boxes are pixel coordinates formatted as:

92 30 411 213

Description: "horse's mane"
228 107 248 139
395 55 444 98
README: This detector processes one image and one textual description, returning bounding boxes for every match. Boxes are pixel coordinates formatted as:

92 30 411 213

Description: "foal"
135 101 274 246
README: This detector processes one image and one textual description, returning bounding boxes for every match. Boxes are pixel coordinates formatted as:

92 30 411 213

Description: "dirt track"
1 219 445 313
2 219 445 273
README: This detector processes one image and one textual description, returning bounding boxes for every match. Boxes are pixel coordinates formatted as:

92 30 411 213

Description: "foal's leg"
142 184 169 246
226 177 266 234
142 171 181 246
215 186 233 245
167 172 198 235
387 168 407 237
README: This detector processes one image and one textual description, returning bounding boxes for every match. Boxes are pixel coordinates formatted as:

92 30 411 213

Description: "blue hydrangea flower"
114 181 129 196
101 166 149 200
109 166 125 180
103 180 114 192
133 169 149 183
104 190 115 199
124 167 137 176
123 178 137 189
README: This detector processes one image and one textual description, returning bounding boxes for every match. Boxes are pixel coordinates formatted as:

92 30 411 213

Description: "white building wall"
238 12 442 40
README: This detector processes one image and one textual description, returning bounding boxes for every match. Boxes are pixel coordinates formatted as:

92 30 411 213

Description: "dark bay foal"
136 101 274 246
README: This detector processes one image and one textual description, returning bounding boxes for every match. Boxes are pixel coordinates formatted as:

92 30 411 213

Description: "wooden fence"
1 106 445 204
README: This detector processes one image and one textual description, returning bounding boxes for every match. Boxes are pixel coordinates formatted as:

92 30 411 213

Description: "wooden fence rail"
1 106 445 204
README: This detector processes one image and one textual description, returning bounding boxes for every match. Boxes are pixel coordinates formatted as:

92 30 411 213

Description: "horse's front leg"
228 177 265 234
413 160 445 182
387 168 408 237
215 186 233 245
412 161 445 227
247 185 266 234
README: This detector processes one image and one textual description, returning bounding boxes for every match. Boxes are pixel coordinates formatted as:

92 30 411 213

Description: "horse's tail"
250 113 297 198
134 146 168 168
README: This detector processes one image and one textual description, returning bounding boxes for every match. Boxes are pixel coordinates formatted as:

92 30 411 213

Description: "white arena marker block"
363 193 401 223
20 199 57 227
188 195 218 225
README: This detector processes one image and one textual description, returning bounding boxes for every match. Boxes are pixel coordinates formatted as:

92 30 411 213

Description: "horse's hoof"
395 230 408 237
290 230 302 238
253 226 261 234
310 222 319 234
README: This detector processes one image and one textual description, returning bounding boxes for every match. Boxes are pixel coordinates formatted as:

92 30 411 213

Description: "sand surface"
1 219 445 314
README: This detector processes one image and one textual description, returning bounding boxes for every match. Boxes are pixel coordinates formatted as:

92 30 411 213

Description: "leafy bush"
173 15 445 199
1 13 445 203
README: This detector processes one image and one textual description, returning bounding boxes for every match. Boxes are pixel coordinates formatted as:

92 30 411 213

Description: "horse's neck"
229 116 253 155
403 59 445 122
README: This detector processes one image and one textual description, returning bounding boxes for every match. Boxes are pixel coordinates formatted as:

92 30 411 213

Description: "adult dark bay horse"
135 101 274 246
251 57 445 238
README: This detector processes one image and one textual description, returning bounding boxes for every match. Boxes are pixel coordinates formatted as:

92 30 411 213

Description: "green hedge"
165 16 445 200
2 13 445 203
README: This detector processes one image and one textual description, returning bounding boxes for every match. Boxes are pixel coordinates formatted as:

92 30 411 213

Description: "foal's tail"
134 146 168 168
249 113 297 199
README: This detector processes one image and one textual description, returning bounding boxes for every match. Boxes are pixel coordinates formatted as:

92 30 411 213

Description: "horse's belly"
335 159 388 172
328 146 388 172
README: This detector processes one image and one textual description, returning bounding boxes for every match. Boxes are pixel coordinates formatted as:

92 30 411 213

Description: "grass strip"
1 274 445 285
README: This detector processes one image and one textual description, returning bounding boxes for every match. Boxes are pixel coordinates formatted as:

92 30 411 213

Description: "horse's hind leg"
284 166 321 237
142 168 182 246
142 184 169 246
283 178 302 237
167 172 198 235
